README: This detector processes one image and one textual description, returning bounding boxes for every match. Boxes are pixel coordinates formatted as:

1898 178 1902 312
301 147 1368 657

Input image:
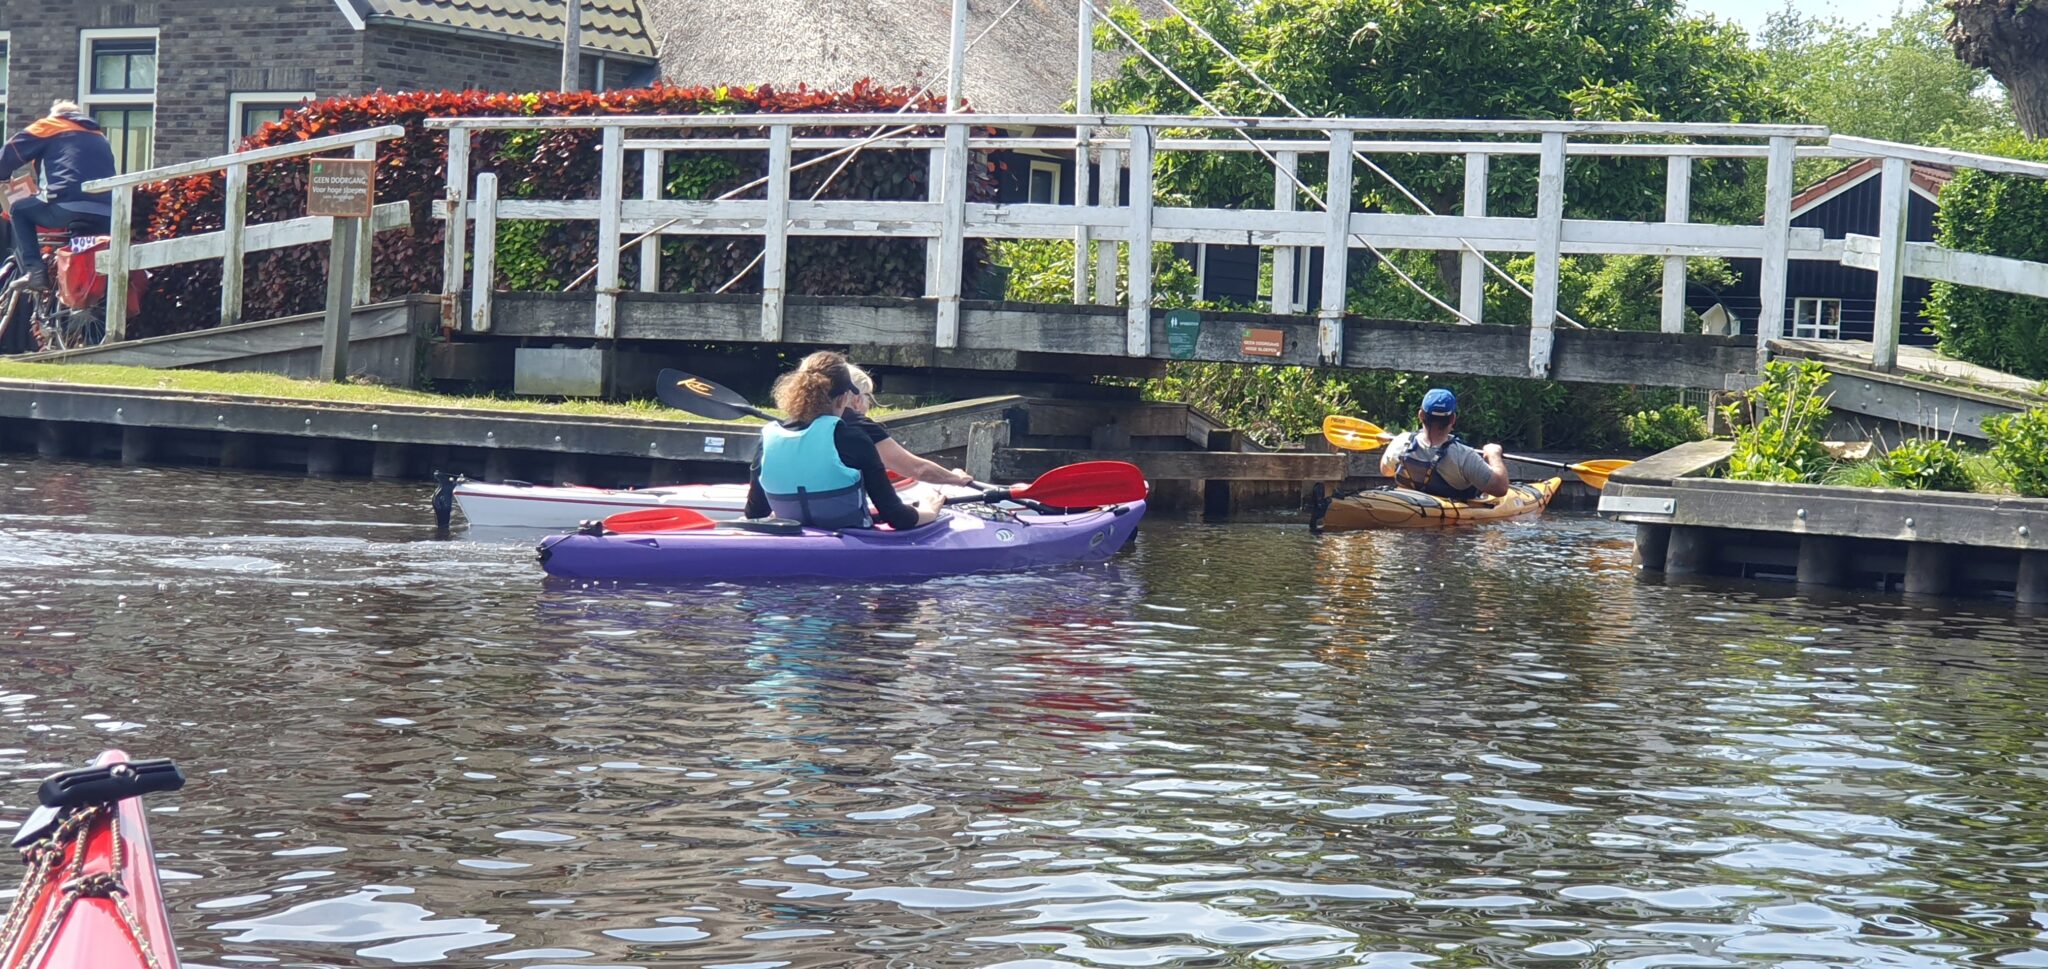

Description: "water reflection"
0 459 2043 967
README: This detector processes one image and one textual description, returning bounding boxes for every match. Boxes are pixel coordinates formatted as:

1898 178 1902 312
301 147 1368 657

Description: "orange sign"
1241 328 1286 357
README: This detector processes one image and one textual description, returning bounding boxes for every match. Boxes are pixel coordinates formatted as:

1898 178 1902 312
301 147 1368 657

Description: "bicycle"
0 211 142 354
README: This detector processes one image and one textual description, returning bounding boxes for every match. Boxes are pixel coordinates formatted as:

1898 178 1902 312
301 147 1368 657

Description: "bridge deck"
485 292 1752 389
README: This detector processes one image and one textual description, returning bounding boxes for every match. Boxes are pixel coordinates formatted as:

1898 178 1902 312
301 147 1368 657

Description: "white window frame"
1027 159 1063 205
78 28 160 172
1792 297 1844 340
0 32 11 138
227 92 313 151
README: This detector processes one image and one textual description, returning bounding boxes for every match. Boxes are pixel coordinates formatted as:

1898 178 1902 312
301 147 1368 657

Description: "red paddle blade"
1011 461 1148 506
601 507 717 533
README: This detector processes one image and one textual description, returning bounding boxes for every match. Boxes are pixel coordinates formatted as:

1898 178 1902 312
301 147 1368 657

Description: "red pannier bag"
54 237 145 316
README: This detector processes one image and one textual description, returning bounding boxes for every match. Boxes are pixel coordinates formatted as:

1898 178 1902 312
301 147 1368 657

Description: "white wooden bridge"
77 112 2048 398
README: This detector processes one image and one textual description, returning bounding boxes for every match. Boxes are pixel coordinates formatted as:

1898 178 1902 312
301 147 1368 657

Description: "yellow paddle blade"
1321 415 1394 452
1566 459 1634 490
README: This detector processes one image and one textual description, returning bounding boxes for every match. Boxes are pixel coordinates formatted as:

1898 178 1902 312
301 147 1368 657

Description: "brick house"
0 0 656 171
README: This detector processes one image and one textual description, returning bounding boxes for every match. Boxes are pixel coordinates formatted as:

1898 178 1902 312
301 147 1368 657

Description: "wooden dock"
1601 440 2048 603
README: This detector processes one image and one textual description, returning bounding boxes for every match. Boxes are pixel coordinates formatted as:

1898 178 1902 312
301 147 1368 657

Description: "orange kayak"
1312 478 1562 531
0 750 184 969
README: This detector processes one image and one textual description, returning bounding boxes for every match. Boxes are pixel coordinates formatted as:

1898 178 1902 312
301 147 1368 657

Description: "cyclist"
2 101 116 292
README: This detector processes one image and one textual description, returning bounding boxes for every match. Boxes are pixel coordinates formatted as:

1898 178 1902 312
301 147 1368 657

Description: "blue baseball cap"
1420 388 1458 416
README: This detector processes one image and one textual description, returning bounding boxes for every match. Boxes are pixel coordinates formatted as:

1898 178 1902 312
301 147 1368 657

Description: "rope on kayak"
0 800 173 969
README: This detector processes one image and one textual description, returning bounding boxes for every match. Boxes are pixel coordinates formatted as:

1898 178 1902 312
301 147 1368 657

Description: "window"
1027 160 1063 204
78 29 159 173
0 34 10 137
1793 297 1843 340
228 92 313 150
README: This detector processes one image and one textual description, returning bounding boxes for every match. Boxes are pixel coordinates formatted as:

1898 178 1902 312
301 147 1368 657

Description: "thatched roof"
642 0 1165 113
343 0 657 59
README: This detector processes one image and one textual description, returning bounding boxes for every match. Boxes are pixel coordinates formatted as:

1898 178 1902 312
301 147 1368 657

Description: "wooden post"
590 125 624 339
559 0 582 92
1660 156 1691 334
352 141 376 304
945 0 968 111
640 148 664 292
966 419 1009 482
762 125 792 341
371 442 411 479
1094 145 1121 306
1459 152 1487 325
2018 551 2048 605
935 123 969 348
1664 525 1711 575
1318 129 1354 366
1634 523 1671 572
120 426 156 467
105 187 133 343
469 172 498 332
1796 535 1847 586
1072 0 1094 304
221 163 248 325
925 149 944 298
441 128 470 332
1903 543 1953 597
320 215 360 381
1125 125 1154 356
1757 135 1797 369
1870 155 1911 372
1528 132 1566 378
1272 150 1299 315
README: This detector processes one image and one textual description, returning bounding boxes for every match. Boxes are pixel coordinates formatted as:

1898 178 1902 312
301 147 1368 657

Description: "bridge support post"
594 125 624 339
440 128 470 333
935 123 969 349
1459 152 1487 324
105 187 134 343
1528 132 1565 378
640 148 665 292
469 173 498 332
1756 135 1797 370
762 125 792 342
1660 156 1691 334
1870 156 1911 372
352 140 376 304
1126 125 1154 356
1094 146 1121 306
1272 151 1299 314
1318 129 1353 366
221 163 248 326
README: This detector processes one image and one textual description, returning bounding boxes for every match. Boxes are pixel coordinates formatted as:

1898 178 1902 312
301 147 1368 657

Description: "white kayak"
449 476 980 529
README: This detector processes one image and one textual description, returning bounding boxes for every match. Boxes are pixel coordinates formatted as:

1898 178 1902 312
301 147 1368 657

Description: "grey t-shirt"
1387 431 1496 492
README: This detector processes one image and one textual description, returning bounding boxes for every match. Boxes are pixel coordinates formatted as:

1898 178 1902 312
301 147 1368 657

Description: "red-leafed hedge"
132 81 997 338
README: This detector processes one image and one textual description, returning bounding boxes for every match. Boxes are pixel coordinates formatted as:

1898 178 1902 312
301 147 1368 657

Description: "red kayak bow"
0 750 184 969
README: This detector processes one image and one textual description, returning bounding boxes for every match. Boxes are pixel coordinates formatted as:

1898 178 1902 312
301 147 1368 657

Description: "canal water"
1 458 2043 968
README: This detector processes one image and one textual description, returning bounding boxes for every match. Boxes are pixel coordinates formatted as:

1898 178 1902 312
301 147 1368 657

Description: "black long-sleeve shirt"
745 419 920 529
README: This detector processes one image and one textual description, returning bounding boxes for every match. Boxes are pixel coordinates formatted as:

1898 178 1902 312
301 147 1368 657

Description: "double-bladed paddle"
1320 414 1633 490
655 368 773 422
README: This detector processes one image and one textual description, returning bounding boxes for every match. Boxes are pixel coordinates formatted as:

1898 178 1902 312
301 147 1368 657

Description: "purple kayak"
537 501 1146 582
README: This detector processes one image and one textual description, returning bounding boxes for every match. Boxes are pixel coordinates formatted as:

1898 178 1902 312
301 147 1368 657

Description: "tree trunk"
1946 0 2048 137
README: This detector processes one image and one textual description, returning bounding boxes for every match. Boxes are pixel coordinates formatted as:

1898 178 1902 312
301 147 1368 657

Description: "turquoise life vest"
758 415 870 528
1394 433 1482 502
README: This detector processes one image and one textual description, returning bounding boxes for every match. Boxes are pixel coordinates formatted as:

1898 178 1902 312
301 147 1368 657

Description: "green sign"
1165 310 1202 360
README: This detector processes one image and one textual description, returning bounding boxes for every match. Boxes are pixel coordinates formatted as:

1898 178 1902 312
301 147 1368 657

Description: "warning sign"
307 158 375 219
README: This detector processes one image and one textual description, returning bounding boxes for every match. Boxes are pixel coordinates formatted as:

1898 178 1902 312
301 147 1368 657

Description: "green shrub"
1983 406 2048 497
1724 359 1832 482
1922 134 2048 380
1625 403 1708 451
1874 437 1972 491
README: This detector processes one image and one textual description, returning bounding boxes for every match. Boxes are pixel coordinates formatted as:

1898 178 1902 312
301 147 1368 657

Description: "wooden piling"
2015 551 2048 605
371 442 411 479
1635 524 1671 572
1796 535 1848 587
1903 543 1953 597
1664 526 1712 575
306 439 346 476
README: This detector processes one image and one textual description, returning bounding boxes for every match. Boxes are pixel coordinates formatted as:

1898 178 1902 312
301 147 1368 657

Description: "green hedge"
1923 134 2048 379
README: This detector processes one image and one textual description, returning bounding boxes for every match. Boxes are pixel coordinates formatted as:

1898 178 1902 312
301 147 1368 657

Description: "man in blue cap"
1378 388 1509 501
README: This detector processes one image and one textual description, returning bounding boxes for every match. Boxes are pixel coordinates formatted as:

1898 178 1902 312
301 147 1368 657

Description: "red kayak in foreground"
0 750 184 969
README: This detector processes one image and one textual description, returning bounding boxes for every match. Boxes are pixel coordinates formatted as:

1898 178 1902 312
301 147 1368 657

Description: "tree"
1945 0 2048 137
1764 2 2013 145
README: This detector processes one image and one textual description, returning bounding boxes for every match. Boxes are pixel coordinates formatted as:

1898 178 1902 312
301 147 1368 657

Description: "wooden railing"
82 126 410 343
432 113 1865 379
